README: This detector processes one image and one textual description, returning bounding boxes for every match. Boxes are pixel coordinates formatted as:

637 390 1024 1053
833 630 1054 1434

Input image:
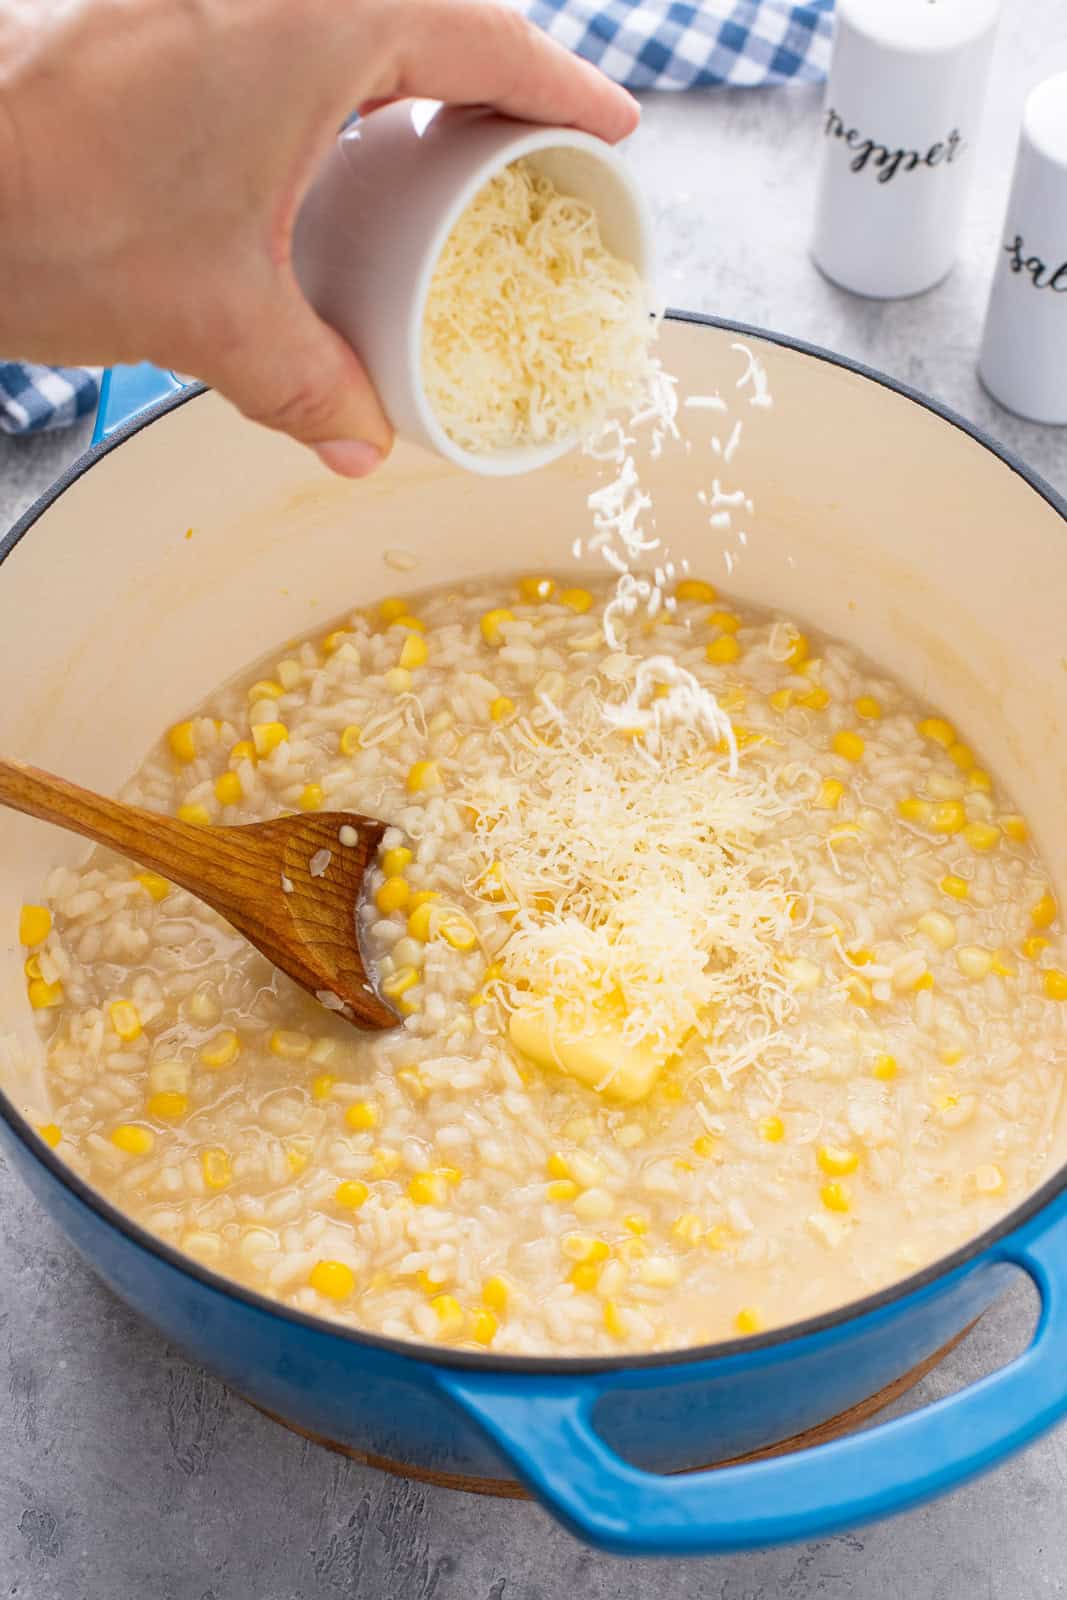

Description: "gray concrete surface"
3 6 1067 1595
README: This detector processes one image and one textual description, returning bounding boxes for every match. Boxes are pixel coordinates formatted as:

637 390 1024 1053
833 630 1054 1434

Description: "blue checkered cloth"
2 0 831 436
527 0 832 90
0 362 101 438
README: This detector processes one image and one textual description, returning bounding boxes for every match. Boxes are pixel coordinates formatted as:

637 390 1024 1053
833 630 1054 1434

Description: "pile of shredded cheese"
422 159 656 453
459 653 802 1094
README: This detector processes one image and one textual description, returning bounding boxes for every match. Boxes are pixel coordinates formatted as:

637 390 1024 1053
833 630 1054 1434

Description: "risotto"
20 574 1067 1355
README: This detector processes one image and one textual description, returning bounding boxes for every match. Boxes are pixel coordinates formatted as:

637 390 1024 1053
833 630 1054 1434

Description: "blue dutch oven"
1 314 1066 1555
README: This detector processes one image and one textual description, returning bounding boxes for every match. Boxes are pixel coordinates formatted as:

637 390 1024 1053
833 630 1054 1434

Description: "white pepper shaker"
811 0 1000 299
978 71 1067 426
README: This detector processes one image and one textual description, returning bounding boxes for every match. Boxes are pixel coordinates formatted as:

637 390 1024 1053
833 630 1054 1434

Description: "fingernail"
313 440 382 478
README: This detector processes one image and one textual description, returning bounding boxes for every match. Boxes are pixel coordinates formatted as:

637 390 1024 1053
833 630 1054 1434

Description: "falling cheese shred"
422 159 656 454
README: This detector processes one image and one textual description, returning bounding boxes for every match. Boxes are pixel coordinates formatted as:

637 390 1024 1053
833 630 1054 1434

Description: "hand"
0 0 638 474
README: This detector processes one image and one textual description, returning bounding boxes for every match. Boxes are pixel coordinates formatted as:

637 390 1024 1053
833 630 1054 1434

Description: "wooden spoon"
0 757 397 1031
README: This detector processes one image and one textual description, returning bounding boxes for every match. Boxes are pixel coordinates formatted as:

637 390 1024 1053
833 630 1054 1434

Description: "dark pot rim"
2 310 1065 1377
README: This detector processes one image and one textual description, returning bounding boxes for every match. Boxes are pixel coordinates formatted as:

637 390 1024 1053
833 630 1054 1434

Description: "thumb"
204 269 394 477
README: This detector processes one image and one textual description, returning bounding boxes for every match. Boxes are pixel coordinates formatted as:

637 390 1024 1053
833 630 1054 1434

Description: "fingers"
203 269 394 477
384 0 640 143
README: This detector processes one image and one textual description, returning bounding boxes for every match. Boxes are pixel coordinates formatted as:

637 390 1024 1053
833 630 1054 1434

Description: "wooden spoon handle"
0 756 244 911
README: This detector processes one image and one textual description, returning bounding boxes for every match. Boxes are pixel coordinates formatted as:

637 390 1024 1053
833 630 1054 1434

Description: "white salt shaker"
978 71 1067 425
811 0 1000 299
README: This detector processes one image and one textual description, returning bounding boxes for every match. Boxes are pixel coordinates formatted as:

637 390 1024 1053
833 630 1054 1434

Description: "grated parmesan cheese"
422 159 656 453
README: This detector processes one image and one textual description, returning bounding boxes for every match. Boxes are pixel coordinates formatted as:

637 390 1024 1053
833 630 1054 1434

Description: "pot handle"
436 1196 1067 1555
92 364 188 445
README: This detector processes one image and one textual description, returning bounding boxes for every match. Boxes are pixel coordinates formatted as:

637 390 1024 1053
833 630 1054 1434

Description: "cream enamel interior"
1 318 1065 1177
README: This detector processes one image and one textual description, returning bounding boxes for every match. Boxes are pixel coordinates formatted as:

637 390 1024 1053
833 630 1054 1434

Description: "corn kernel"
547 1152 571 1179
380 847 412 878
201 1148 232 1188
706 635 741 665
692 1134 718 1159
399 632 428 670
968 769 992 793
214 771 242 807
817 1145 858 1176
108 1001 142 1042
784 631 809 668
821 1181 851 1213
562 1234 611 1264
311 1073 335 1101
111 1124 155 1156
559 588 594 613
298 783 324 812
147 1091 188 1122
854 695 882 720
431 1294 465 1336
602 1300 627 1339
801 687 831 711
941 1047 963 1066
1044 969 1067 1002
409 1171 448 1205
708 610 741 633
321 629 351 655
167 719 200 765
919 717 955 748
672 1213 704 1246
898 797 933 825
547 1179 578 1202
991 951 1017 978
569 1261 602 1293
759 1115 785 1143
177 802 211 826
873 1054 898 1081
945 743 974 773
809 778 845 814
230 739 257 767
769 688 794 713
957 946 994 979
370 1146 400 1178
375 876 411 915
845 974 875 1008
338 724 363 757
973 1163 1005 1195
940 875 970 901
309 1260 355 1300
519 575 556 604
382 966 419 1000
1022 936 1050 961
439 915 477 952
378 597 408 623
346 1101 378 1132
406 760 441 794
37 1123 62 1149
481 1275 509 1313
963 821 1000 853
27 977 62 1010
269 1030 310 1061
735 1306 762 1335
410 890 441 910
334 1181 368 1211
251 722 288 758
623 1215 649 1236
706 1224 735 1252
918 911 957 950
247 679 283 703
470 1308 498 1345
489 695 516 722
930 800 966 835
832 730 865 762
19 905 52 946
24 955 41 981
1032 891 1058 929
480 609 514 647
200 1030 240 1069
676 579 717 603
383 666 412 696
406 902 437 942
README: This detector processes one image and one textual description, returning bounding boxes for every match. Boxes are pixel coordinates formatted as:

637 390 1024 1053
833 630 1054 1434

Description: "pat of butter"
508 1005 665 1102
